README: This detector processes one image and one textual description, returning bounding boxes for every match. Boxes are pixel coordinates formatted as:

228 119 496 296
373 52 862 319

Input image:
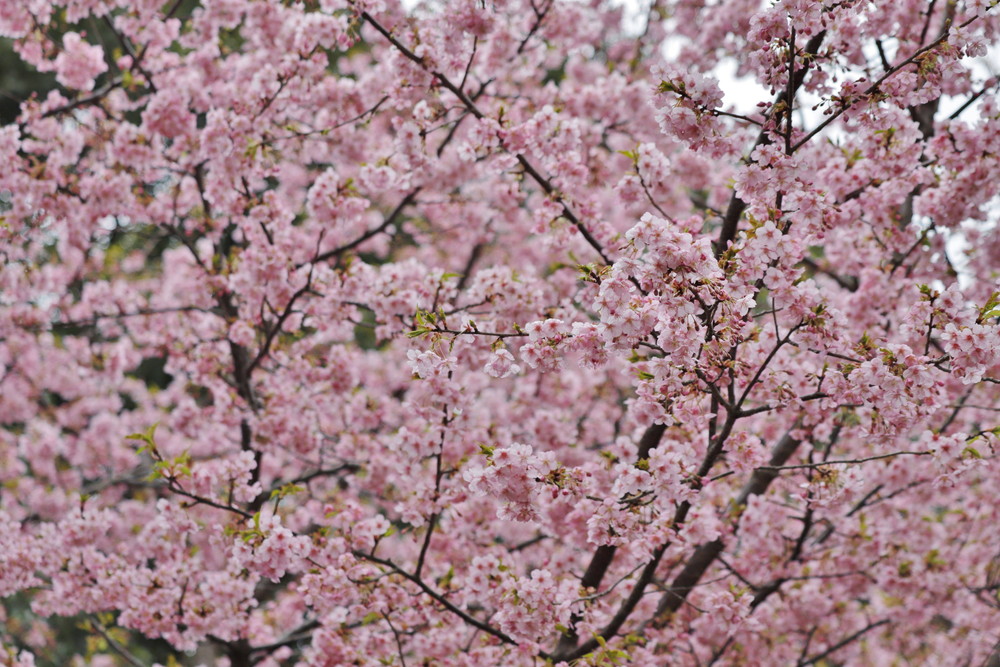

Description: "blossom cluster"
1 0 999 665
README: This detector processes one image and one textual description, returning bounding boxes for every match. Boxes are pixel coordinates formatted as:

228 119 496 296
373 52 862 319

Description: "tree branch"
553 423 665 655
356 552 530 654
714 31 826 257
798 618 890 666
358 10 612 265
791 14 977 154
306 188 422 267
649 431 802 627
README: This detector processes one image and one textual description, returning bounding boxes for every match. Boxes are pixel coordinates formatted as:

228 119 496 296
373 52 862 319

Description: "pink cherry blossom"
53 32 107 91
3 0 1000 665
484 346 521 378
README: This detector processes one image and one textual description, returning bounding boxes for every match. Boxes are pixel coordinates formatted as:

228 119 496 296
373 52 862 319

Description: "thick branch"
553 423 666 655
714 31 826 258
650 431 802 626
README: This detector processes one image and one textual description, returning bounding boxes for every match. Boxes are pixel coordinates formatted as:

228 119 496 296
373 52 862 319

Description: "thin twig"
89 619 148 667
356 552 531 655
791 16 978 153
358 10 612 265
306 188 422 267
760 450 929 472
798 619 890 666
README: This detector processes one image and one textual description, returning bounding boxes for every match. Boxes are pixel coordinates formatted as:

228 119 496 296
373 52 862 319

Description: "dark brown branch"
799 257 859 292
797 619 890 666
455 242 485 291
556 542 672 662
267 464 360 493
517 0 551 55
306 188 422 267
268 96 390 146
358 10 612 266
919 0 939 46
791 15 978 154
559 404 741 658
247 272 315 373
553 423 665 655
416 414 448 579
557 422 724 662
102 15 158 94
714 31 826 258
166 478 256 520
649 431 801 627
40 77 123 119
949 76 999 120
384 612 410 667
249 620 320 655
89 619 148 667
784 25 797 155
760 450 929 471
355 552 529 653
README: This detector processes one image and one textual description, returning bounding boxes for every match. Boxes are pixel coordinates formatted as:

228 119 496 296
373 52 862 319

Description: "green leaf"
978 291 1000 323
617 148 638 163
924 549 946 569
270 483 306 500
125 422 160 447
657 79 682 94
437 566 455 588
406 328 432 338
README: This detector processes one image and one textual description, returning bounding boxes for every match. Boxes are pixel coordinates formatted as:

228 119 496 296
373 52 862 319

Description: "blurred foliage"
0 39 57 125
1 6 204 663
2 597 182 666
0 1 204 125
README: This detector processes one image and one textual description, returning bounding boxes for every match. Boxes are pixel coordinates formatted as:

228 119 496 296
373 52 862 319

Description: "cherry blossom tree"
2 0 1000 665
